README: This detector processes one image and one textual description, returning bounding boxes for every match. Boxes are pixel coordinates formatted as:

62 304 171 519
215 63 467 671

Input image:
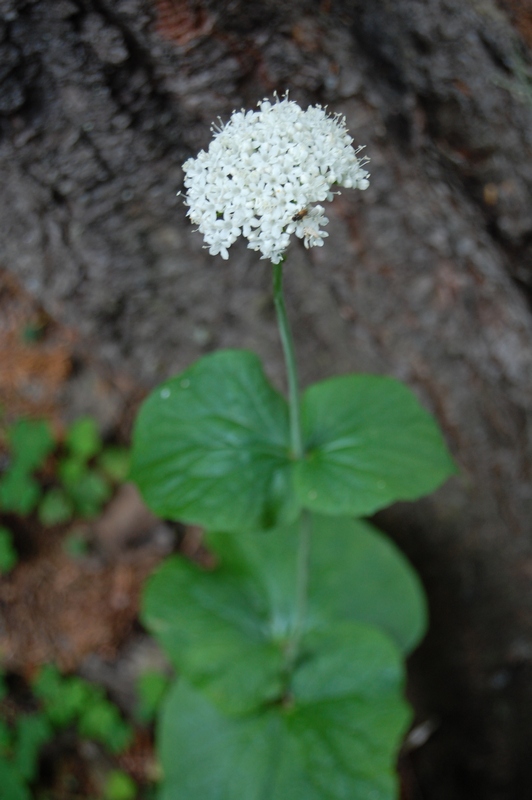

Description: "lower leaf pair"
159 627 405 800
143 515 426 800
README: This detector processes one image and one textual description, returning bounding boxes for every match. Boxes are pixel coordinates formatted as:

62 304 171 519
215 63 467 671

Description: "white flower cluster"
182 96 369 263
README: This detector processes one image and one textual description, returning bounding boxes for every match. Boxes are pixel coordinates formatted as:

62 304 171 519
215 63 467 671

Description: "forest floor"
0 269 190 799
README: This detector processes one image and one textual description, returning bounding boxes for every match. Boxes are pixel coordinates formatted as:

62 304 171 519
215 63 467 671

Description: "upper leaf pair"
131 349 455 533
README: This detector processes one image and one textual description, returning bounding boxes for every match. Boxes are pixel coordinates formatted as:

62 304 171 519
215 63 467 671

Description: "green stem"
272 258 310 673
273 259 303 459
286 509 312 670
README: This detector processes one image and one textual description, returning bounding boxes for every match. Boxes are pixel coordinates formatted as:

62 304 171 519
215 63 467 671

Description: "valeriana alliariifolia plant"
131 95 456 800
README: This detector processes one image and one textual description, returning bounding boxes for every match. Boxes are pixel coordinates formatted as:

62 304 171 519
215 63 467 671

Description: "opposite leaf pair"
143 515 425 800
131 348 455 533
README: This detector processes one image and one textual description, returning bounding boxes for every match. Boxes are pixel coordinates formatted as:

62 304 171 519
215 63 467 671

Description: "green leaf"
135 670 170 724
65 417 102 461
33 665 91 728
143 553 287 715
0 719 11 751
60 460 112 518
158 622 410 800
0 758 31 800
71 470 112 518
0 526 18 573
37 670 132 753
97 446 131 483
8 419 55 473
78 699 133 754
0 469 41 514
104 770 137 800
295 374 456 517
38 487 74 526
142 515 425 716
131 350 297 532
58 455 85 488
14 714 52 781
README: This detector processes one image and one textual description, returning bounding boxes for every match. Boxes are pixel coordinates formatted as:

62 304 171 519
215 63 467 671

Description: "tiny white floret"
182 95 369 263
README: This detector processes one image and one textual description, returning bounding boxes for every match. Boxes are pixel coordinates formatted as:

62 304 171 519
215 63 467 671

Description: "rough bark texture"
2 0 532 797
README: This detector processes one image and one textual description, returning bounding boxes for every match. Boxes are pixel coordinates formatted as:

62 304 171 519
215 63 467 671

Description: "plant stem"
287 509 312 670
273 259 303 460
272 258 310 673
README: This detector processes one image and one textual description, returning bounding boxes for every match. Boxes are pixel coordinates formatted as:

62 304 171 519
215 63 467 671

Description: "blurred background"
1 0 532 798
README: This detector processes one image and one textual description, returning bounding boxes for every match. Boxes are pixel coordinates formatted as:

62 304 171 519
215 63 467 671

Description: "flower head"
182 96 369 263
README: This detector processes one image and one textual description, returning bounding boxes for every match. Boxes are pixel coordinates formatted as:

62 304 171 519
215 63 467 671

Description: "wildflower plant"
131 96 456 800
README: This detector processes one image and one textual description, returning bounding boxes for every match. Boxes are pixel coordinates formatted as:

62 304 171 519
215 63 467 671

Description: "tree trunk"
2 0 532 797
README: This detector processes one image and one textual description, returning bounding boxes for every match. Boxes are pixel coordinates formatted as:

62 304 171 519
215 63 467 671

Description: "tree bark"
2 0 532 797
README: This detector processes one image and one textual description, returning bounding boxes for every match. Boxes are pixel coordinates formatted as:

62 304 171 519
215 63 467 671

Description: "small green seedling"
0 670 51 800
97 447 131 484
0 414 130 528
38 487 74 526
33 664 134 753
77 693 133 754
0 665 137 800
0 420 55 514
104 769 137 800
55 416 112 520
65 417 102 461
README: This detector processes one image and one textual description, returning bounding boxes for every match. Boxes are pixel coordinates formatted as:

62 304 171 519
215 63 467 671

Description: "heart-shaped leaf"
130 350 298 532
158 622 410 800
142 514 425 714
295 374 456 517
